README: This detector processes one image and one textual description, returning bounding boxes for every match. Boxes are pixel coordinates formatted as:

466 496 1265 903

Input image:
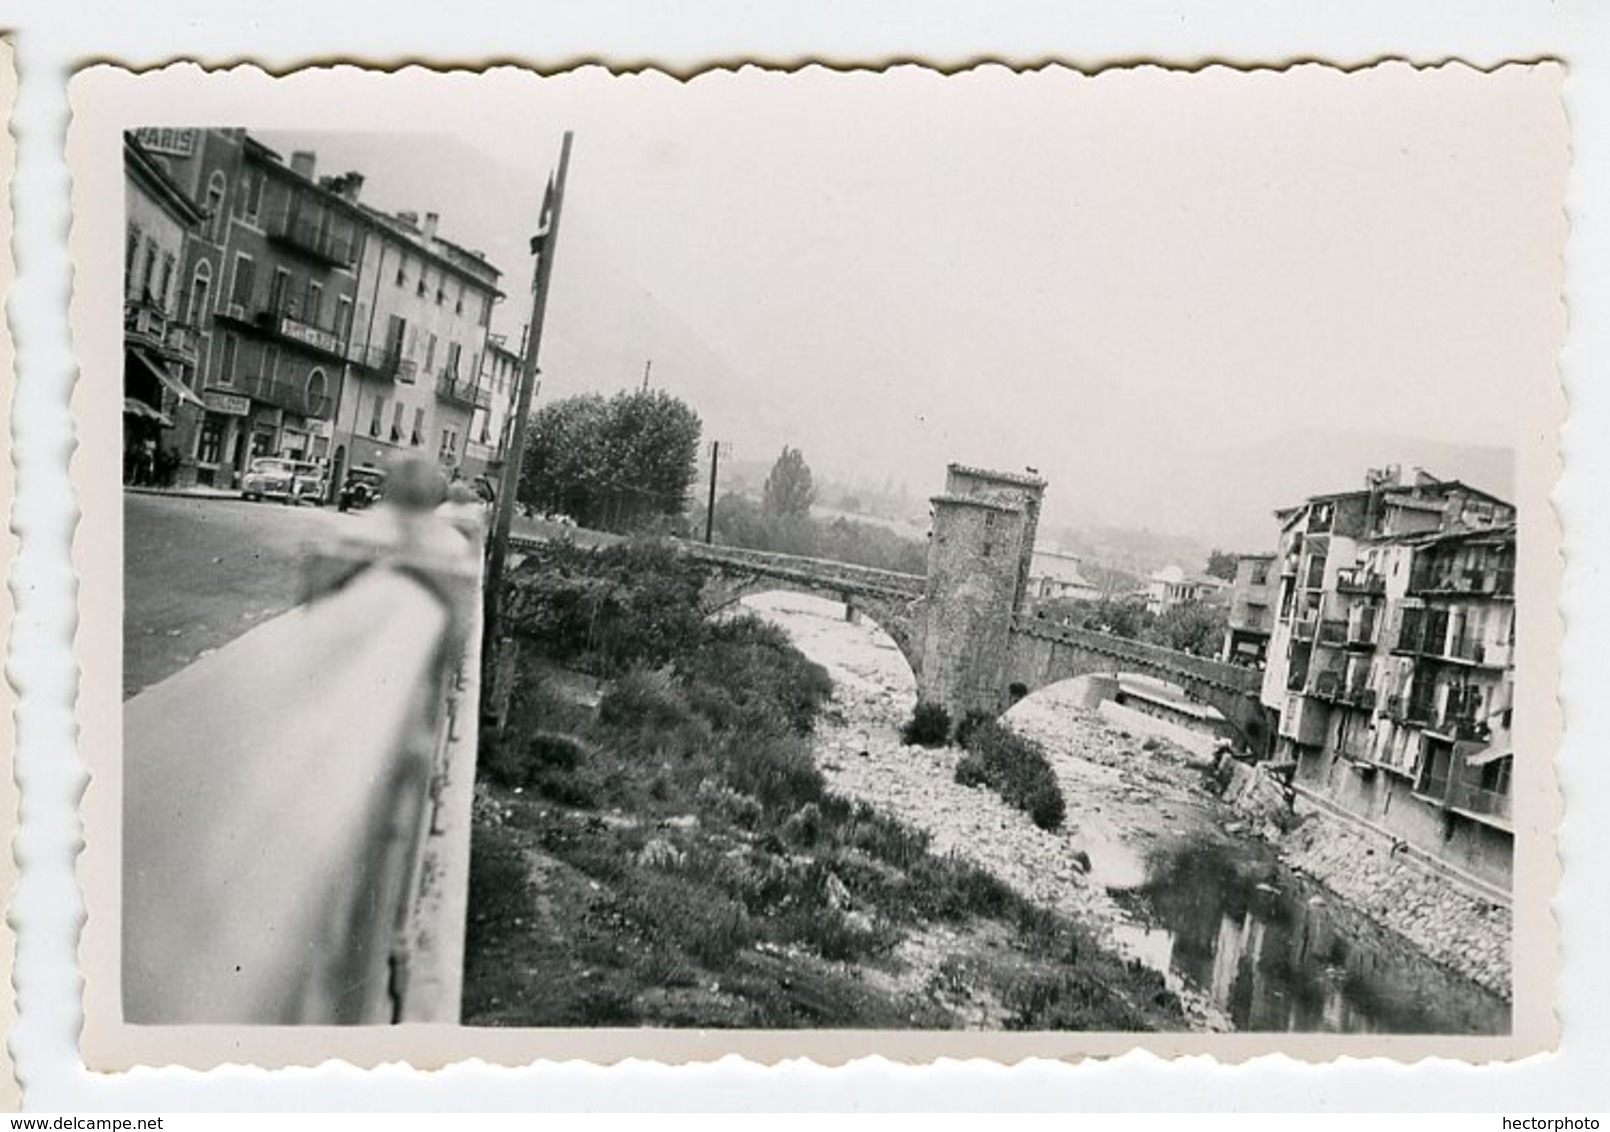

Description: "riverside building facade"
1258 467 1517 889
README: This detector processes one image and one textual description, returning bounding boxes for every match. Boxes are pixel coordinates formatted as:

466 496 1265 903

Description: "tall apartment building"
1221 552 1275 666
1259 467 1517 888
338 203 504 486
123 133 206 482
464 336 524 481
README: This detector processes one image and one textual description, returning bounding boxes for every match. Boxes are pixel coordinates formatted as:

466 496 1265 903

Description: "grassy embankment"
463 539 1186 1030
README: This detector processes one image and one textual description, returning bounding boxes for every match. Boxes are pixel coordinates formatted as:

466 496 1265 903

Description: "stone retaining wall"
1224 765 1512 998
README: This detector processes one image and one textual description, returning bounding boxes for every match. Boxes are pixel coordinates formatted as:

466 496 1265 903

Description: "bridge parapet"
123 499 483 1024
679 540 926 599
1011 614 1261 696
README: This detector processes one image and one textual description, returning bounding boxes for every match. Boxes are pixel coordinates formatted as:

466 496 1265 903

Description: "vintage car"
241 456 326 505
337 464 387 512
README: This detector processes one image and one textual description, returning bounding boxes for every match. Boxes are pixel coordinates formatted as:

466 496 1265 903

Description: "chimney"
423 211 439 241
340 171 364 203
397 210 419 229
290 150 316 180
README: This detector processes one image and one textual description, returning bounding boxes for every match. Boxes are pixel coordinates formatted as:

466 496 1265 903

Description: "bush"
901 701 952 747
954 720 1066 831
680 615 834 737
952 709 993 749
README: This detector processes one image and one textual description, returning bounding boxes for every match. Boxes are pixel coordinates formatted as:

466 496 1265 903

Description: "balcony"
349 343 406 381
1445 777 1513 828
1334 566 1386 596
244 373 333 419
268 213 359 269
1382 693 1435 727
1292 614 1317 643
124 300 199 365
1407 564 1516 599
1339 684 1377 711
1316 618 1348 648
435 371 480 409
1307 668 1345 700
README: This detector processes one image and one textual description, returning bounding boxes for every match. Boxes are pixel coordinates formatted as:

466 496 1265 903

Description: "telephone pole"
485 131 574 659
642 358 652 392
704 440 720 544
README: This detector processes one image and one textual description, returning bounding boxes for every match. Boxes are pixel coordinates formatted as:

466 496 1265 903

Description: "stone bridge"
669 462 1269 749
680 541 928 669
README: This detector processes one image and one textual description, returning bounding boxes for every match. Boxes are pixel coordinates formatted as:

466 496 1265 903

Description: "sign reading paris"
131 127 197 158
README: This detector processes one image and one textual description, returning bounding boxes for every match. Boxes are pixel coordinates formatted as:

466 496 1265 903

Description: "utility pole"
485 131 574 662
641 358 652 392
704 440 720 544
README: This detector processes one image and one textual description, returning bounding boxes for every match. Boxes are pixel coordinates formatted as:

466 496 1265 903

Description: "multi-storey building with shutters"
1259 467 1517 887
143 131 367 490
336 204 504 489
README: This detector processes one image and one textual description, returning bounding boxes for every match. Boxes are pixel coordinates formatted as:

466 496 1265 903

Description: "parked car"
241 457 325 505
338 465 387 512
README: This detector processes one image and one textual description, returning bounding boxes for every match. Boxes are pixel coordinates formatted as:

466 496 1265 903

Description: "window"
439 428 457 461
412 407 425 446
445 342 461 378
187 261 212 326
124 224 142 291
306 369 329 417
478 294 490 327
196 416 225 464
138 239 158 302
218 333 238 387
425 333 437 373
241 167 264 220
385 314 407 361
336 296 353 343
305 281 323 325
263 345 280 387
369 395 384 438
391 402 405 442
229 253 255 310
269 267 293 315
205 171 227 242
156 252 176 313
1250 560 1270 586
395 262 408 289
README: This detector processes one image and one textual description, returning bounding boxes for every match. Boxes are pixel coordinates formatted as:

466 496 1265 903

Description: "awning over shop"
123 396 173 428
126 346 203 408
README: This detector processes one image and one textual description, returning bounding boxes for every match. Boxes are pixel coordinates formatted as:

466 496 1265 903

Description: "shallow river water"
743 591 1511 1035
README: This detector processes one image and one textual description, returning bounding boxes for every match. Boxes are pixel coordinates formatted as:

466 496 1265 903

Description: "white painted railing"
122 492 483 1025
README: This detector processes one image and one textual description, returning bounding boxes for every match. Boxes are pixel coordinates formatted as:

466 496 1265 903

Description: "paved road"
123 492 353 698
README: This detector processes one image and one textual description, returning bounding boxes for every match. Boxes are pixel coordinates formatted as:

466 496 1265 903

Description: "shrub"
955 720 1066 831
901 701 952 747
680 615 834 737
718 733 826 813
952 709 993 749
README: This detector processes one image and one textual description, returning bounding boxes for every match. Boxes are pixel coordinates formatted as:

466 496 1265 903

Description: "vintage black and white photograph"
77 60 1565 1065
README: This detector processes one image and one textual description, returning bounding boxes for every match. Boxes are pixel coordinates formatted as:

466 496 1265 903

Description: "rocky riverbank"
745 591 1511 1030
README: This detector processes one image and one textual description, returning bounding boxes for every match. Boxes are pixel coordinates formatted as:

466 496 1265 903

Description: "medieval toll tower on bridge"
917 464 1047 718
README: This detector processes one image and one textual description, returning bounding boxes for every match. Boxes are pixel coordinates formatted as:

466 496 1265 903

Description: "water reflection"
1111 839 1510 1034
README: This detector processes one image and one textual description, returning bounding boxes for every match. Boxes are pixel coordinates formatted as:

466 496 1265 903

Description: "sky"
255 61 1566 551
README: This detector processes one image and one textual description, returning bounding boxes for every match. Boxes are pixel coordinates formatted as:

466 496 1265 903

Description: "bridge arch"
697 568 923 683
1003 617 1269 752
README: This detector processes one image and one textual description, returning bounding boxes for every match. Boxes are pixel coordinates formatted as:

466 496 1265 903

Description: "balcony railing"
1292 615 1317 643
1383 693 1435 727
124 300 200 364
1317 618 1348 648
349 343 406 380
1408 563 1517 599
1446 778 1513 825
253 308 346 360
1334 566 1386 596
245 373 333 419
269 213 360 268
435 371 480 408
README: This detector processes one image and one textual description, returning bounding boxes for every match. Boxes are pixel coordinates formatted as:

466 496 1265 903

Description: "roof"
360 203 506 298
947 463 1047 489
124 135 205 227
1404 522 1517 550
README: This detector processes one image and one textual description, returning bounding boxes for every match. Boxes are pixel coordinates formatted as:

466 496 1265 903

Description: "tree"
1205 549 1239 582
1146 601 1228 657
519 389 702 532
762 446 816 522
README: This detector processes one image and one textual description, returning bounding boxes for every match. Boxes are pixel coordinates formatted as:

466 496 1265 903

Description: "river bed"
742 591 1510 1034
